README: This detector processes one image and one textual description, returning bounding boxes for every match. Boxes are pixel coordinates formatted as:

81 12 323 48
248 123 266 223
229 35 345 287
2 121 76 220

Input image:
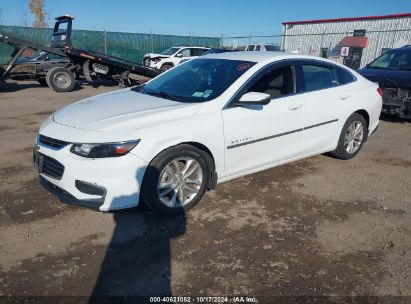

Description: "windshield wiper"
144 90 183 101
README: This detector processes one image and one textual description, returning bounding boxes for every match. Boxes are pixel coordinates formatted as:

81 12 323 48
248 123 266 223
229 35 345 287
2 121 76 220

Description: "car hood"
53 89 200 131
144 53 171 59
358 67 411 89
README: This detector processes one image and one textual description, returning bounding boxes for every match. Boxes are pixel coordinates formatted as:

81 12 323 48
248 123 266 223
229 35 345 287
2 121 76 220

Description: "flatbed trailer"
0 15 162 92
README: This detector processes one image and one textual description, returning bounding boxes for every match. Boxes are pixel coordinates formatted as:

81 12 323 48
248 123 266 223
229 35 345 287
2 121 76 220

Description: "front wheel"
161 63 173 71
331 113 368 160
141 145 212 214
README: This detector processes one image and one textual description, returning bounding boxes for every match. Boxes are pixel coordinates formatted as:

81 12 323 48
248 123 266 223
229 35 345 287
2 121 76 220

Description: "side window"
336 66 356 85
246 65 295 99
178 49 191 57
255 45 261 51
302 64 338 92
191 48 206 56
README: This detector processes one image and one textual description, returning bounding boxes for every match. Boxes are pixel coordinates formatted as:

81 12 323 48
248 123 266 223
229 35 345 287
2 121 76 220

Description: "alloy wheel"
344 121 364 154
158 157 203 208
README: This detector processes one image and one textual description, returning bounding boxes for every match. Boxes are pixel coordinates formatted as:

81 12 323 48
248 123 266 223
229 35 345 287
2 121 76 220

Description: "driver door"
222 62 306 177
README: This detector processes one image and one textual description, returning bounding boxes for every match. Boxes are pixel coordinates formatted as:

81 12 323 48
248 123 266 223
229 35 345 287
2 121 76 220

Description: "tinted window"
161 47 180 55
302 64 338 92
138 59 256 103
255 45 261 51
336 66 356 85
191 48 207 56
369 49 411 70
246 65 295 98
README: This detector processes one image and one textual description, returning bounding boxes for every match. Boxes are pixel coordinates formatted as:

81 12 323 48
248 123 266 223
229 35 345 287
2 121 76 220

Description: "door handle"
339 94 350 100
288 103 302 110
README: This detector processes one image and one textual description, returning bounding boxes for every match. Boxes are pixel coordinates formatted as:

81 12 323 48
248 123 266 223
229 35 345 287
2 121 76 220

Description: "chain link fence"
222 26 411 70
0 25 220 64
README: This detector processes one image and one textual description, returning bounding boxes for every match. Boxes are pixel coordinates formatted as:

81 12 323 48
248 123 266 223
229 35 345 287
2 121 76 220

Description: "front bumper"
35 142 148 211
142 57 161 69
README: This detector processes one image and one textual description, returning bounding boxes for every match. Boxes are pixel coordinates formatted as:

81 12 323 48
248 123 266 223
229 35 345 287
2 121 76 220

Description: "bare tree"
21 9 29 27
28 0 48 28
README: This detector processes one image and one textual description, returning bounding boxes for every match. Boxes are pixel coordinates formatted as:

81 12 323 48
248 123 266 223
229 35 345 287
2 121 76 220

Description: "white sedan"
34 52 382 214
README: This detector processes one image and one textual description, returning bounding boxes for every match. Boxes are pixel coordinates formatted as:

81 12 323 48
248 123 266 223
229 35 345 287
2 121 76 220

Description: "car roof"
175 46 209 49
204 51 311 63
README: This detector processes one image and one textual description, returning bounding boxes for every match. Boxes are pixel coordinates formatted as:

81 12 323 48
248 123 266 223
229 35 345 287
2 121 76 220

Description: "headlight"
70 140 140 158
35 131 39 145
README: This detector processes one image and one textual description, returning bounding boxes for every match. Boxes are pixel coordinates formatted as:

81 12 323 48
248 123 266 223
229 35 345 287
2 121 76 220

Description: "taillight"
377 87 383 97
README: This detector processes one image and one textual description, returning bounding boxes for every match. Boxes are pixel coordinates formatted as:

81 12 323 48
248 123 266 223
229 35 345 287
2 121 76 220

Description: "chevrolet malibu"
34 52 382 214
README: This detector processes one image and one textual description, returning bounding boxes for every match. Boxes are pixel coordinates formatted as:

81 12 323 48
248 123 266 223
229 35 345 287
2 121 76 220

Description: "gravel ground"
0 81 410 303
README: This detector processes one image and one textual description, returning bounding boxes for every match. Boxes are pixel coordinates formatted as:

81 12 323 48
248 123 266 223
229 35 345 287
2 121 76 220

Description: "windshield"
369 49 411 70
136 58 256 103
161 47 180 55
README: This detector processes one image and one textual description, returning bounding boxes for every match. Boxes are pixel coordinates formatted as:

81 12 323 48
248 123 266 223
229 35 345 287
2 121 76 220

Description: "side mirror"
175 53 183 58
233 92 271 106
45 56 50 61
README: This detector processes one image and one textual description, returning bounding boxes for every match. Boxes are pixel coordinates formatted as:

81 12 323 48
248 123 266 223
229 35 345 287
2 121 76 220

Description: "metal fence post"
150 30 154 53
103 27 107 54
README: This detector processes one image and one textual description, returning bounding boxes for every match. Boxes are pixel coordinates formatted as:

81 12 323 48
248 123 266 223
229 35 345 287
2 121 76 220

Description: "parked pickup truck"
359 46 411 118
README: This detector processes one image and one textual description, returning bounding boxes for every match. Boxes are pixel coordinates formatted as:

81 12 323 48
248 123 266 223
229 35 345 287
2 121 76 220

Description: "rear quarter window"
336 66 356 85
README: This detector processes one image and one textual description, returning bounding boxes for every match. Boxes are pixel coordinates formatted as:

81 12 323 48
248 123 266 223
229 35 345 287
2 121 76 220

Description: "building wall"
282 17 411 68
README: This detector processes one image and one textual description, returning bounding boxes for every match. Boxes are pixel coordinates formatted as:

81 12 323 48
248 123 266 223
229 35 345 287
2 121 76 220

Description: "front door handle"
289 103 302 110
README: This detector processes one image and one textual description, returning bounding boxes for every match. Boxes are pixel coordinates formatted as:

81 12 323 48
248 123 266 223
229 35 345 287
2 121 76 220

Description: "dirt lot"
0 81 410 302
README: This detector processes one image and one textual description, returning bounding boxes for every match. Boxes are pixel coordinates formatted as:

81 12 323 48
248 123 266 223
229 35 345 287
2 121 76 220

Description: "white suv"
245 44 281 51
142 46 210 71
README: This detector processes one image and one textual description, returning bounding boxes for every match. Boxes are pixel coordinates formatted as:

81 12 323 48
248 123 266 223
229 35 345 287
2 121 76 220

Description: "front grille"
39 135 69 149
42 154 65 179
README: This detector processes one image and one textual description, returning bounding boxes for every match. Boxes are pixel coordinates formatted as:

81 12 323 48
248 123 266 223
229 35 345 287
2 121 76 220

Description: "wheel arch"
143 140 217 190
354 109 370 128
160 62 175 69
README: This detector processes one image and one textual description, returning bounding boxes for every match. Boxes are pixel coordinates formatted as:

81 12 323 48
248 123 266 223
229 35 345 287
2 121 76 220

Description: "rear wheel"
141 145 211 214
331 113 368 160
46 67 76 92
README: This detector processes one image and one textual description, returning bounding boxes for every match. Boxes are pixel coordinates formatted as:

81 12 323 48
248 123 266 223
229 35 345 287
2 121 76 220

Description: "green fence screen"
0 25 220 65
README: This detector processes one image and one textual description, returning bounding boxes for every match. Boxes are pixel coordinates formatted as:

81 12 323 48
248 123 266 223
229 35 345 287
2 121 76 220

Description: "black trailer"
0 15 162 92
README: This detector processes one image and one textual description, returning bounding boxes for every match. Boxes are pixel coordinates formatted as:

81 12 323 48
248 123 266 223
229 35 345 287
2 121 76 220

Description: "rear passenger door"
295 60 345 154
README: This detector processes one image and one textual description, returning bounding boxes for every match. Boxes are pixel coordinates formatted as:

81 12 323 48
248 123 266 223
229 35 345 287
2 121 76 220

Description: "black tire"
140 144 212 215
37 78 48 87
46 67 76 92
161 63 174 71
330 113 368 160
